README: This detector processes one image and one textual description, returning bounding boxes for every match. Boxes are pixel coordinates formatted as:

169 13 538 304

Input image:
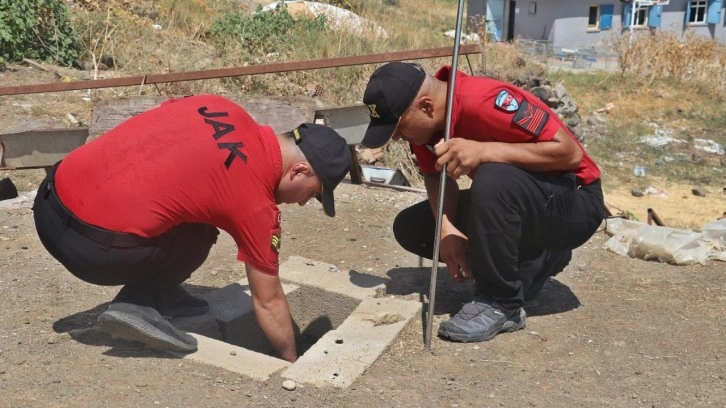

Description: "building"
467 0 725 50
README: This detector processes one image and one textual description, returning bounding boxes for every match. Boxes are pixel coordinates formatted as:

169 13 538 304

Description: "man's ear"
291 161 313 177
419 97 434 116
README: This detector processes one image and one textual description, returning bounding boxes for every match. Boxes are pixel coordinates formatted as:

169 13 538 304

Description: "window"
623 2 649 27
688 0 708 23
588 6 600 28
589 4 614 30
633 4 649 26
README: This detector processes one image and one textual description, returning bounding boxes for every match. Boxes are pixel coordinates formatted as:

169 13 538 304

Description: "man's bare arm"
434 127 583 178
246 264 297 362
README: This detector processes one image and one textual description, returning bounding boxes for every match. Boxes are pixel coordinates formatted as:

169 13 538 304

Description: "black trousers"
33 163 219 287
394 163 604 310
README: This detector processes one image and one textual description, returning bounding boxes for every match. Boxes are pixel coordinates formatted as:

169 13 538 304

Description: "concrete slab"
182 334 290 381
176 257 421 389
279 255 386 300
282 297 421 388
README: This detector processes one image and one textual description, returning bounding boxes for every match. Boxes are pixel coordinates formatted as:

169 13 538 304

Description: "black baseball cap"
292 123 351 217
362 62 426 149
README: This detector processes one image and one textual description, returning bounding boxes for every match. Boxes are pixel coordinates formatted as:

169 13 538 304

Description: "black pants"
394 163 604 310
33 163 219 287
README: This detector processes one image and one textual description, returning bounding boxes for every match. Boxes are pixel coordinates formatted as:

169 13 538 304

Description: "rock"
631 188 644 197
282 380 297 391
0 178 19 201
691 187 706 197
529 86 552 102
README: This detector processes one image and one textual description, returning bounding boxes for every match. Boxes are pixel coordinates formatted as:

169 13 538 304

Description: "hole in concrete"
219 285 360 358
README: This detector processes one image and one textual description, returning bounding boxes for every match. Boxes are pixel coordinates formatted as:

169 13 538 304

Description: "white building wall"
508 0 724 50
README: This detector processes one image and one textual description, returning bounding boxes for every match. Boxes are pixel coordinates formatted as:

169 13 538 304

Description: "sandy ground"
1 62 725 407
1 175 725 408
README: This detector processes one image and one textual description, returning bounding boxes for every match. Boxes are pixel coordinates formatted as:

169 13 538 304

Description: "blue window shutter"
685 0 692 24
623 3 632 27
648 5 663 27
707 0 723 24
601 4 614 29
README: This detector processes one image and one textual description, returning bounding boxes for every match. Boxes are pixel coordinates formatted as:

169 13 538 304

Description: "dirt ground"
1 63 725 407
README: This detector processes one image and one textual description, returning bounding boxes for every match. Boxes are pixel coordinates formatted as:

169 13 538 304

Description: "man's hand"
432 139 484 179
246 264 297 362
439 216 473 283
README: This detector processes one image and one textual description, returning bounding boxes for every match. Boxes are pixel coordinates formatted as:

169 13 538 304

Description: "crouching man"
33 95 351 362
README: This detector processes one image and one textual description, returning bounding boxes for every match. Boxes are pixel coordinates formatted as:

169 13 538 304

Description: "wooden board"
88 95 318 141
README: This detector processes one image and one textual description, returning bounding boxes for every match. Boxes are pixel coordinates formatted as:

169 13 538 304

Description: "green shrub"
207 2 327 55
0 0 81 66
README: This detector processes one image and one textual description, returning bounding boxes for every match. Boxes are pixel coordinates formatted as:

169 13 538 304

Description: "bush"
207 2 327 55
0 0 81 66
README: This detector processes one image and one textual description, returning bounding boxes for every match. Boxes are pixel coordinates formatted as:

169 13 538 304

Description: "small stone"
691 187 706 197
631 188 644 197
229 351 237 356
282 380 297 391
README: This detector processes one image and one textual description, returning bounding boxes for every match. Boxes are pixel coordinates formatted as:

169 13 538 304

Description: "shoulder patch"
512 100 549 137
270 233 281 254
495 90 519 112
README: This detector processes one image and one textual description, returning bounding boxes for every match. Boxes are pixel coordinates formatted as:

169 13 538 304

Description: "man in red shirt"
362 62 604 343
33 95 351 362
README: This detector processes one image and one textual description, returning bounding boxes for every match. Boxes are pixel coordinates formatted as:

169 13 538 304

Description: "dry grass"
612 29 726 90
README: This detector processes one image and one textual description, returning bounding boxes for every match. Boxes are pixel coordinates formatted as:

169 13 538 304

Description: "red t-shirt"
412 66 601 185
55 95 283 274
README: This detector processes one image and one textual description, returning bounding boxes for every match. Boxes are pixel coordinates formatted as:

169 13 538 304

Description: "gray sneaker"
438 299 526 343
99 302 198 353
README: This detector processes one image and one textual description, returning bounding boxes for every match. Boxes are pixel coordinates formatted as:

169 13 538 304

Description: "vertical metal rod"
425 0 466 350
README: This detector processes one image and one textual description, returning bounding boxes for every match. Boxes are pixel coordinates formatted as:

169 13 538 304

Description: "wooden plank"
0 128 89 169
88 95 318 141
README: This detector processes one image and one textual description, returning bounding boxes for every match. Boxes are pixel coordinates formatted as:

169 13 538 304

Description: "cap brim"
317 185 336 217
361 121 397 149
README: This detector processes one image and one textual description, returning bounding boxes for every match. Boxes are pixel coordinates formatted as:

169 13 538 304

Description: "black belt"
44 165 154 248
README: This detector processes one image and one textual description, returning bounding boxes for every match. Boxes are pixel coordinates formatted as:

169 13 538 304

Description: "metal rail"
0 45 481 96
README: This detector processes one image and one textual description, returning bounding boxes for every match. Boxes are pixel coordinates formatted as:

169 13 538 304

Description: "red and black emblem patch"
512 100 549 137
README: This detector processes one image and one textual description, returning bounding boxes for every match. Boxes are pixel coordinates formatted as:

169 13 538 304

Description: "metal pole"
425 0 466 351
629 1 637 46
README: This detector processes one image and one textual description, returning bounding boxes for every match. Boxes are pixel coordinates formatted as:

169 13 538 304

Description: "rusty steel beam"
0 45 481 96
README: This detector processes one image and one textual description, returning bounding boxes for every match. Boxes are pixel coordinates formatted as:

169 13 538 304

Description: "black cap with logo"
292 123 351 217
362 62 426 149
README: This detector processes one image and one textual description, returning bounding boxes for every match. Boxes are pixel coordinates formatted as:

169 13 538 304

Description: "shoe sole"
99 310 197 353
438 309 527 343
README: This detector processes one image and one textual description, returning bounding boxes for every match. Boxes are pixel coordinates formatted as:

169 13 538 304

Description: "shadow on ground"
384 267 580 317
51 283 218 358
51 282 332 359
